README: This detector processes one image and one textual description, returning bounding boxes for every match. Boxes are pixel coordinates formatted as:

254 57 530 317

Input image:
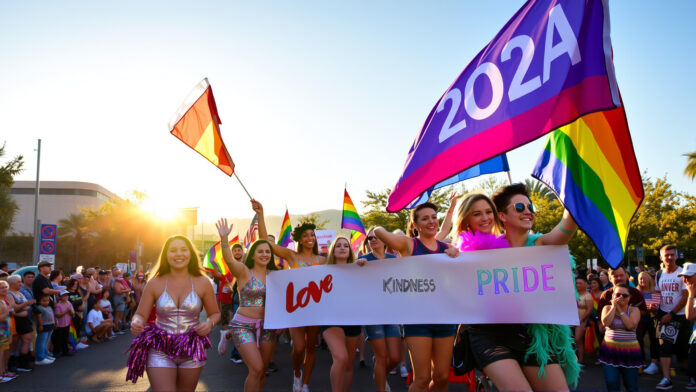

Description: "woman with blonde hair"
636 270 660 374
321 237 362 392
374 202 459 392
126 235 220 392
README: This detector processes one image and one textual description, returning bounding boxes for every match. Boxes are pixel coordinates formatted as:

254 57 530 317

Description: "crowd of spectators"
576 244 696 391
0 260 144 383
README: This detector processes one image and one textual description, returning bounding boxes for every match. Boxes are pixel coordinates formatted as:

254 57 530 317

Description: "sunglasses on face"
366 236 377 241
508 202 536 214
614 293 630 299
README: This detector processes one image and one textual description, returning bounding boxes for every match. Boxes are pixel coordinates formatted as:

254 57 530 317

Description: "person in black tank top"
374 202 459 392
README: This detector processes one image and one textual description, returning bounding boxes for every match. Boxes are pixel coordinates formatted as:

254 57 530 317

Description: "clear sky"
2 1 694 222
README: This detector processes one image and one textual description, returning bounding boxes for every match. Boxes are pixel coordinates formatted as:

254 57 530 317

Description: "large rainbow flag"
532 104 643 268
168 78 235 176
203 235 238 280
341 189 366 251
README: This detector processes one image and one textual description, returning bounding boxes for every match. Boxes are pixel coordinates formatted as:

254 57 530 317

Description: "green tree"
361 188 451 233
58 213 92 267
627 175 696 262
525 178 556 201
685 151 696 181
0 143 24 255
295 212 328 230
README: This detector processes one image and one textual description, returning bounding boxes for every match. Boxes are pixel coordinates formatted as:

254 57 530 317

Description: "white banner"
265 245 578 328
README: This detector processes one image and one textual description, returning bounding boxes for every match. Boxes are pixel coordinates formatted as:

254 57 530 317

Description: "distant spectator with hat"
52 290 75 357
32 261 60 308
678 262 696 389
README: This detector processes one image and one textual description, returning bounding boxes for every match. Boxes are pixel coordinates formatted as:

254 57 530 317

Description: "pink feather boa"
125 323 211 383
457 230 509 251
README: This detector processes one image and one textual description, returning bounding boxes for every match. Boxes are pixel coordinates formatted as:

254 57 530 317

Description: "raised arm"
436 192 458 242
537 209 578 246
374 227 412 257
250 199 296 262
216 218 251 280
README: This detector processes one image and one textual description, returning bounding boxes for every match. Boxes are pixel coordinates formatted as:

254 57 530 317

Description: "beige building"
9 181 119 234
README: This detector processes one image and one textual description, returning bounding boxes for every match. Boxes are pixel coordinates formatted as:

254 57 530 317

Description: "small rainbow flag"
532 103 643 268
342 189 366 251
68 320 78 352
203 235 238 280
278 209 293 247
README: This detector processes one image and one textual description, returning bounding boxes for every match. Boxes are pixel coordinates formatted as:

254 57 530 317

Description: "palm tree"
685 151 696 181
524 178 555 201
58 213 90 267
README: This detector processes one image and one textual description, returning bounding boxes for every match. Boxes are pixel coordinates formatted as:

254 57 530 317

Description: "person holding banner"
487 183 579 390
357 227 400 392
216 219 279 392
251 199 324 392
373 202 459 392
126 235 220 391
320 237 362 392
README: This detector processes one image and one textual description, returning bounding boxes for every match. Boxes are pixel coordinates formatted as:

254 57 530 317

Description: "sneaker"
267 361 278 373
15 366 32 372
0 375 16 383
46 355 55 360
686 378 696 390
218 330 228 355
76 342 89 350
293 371 303 392
399 365 408 378
230 354 243 364
301 384 310 392
656 377 673 390
643 362 659 375
34 358 53 365
389 366 397 375
116 330 126 335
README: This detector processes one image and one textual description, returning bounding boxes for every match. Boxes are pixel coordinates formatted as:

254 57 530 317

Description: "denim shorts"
364 324 401 340
402 324 457 338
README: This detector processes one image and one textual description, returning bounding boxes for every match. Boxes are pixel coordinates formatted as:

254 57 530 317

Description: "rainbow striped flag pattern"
341 189 366 251
68 320 78 352
169 78 234 176
278 209 293 248
532 104 643 268
203 235 238 280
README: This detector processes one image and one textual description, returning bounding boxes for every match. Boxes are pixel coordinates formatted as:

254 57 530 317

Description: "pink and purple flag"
387 0 620 211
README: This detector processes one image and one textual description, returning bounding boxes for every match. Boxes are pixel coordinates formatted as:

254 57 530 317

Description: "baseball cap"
59 290 69 296
37 260 52 268
678 262 696 277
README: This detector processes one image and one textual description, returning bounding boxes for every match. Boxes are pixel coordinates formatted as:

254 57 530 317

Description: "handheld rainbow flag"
68 320 79 352
169 78 235 176
341 189 366 251
203 235 239 280
278 209 293 248
532 103 643 268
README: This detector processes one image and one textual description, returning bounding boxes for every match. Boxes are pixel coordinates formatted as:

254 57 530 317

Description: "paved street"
4 326 692 391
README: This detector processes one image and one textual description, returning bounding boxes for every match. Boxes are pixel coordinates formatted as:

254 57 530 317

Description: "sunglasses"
366 236 378 241
508 202 536 214
614 293 630 299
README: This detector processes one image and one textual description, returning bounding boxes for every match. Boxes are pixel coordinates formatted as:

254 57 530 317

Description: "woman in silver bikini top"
155 278 203 335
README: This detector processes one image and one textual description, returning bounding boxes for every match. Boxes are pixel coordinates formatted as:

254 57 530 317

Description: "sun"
139 198 181 221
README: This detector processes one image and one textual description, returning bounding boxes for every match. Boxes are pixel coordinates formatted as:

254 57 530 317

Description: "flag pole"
506 171 513 185
233 172 253 200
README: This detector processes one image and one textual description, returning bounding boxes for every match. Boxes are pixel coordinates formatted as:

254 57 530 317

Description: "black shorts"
14 316 33 335
321 325 362 338
468 324 558 369
657 311 691 360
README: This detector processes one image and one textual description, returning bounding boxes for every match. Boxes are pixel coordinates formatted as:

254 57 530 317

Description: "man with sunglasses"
655 244 689 390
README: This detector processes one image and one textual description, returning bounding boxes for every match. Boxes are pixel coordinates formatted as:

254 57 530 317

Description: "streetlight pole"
32 139 42 263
